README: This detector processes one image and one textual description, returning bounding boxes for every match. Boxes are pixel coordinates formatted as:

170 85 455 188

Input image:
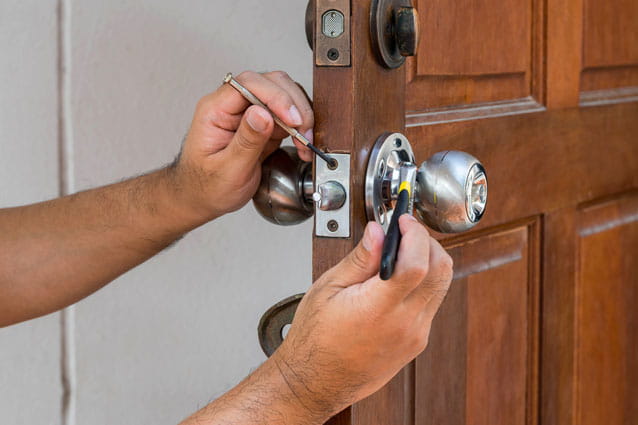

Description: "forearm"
180 356 331 425
0 165 209 326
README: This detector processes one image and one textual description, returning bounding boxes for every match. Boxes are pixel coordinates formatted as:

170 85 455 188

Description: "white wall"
1 1 313 423
0 1 62 424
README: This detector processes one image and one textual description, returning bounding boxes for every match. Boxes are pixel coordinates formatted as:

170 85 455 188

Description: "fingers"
370 215 432 303
223 105 275 169
263 71 315 162
321 221 385 288
211 71 313 161
404 236 453 313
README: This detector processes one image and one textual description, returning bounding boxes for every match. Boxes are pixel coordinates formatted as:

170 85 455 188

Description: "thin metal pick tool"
224 73 336 167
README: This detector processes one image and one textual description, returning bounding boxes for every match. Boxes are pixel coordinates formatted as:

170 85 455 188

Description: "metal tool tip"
224 73 233 84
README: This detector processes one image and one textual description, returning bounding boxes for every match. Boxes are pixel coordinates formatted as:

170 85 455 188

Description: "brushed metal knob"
253 147 314 226
415 151 488 233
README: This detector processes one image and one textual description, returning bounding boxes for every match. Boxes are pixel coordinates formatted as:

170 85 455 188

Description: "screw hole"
327 48 340 61
394 138 402 148
327 220 339 232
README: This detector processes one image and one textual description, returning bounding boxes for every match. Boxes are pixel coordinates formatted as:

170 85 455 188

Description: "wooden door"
312 1 638 424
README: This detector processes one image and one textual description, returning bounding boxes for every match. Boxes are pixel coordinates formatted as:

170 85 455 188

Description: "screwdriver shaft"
224 73 336 167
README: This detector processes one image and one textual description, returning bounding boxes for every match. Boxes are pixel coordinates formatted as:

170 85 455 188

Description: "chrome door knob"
365 133 488 234
415 151 488 233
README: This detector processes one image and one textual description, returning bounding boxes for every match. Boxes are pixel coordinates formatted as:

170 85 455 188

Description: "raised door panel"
542 193 638 425
575 194 638 425
415 223 539 425
407 0 541 111
581 0 638 99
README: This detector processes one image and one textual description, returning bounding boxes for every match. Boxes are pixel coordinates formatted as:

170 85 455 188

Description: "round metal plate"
365 133 415 232
257 293 304 357
370 0 411 69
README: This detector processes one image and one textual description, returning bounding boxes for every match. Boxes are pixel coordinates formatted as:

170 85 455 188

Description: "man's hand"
272 215 453 417
172 71 314 221
182 215 453 424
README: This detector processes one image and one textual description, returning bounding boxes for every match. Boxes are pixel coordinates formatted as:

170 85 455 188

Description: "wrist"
161 161 222 227
260 354 333 425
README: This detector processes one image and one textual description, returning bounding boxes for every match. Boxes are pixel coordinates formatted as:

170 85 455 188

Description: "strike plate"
315 153 350 237
315 0 351 66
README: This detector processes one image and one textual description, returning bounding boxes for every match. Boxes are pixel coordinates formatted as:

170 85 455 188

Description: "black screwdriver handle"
380 187 410 280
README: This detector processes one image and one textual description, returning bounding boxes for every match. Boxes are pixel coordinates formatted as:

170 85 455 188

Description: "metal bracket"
365 133 416 232
315 153 350 237
314 0 351 66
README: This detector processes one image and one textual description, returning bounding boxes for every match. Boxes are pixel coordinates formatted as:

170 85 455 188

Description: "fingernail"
247 107 269 132
289 105 303 126
405 214 417 221
362 224 373 251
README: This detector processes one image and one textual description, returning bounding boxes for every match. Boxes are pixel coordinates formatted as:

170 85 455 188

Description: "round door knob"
253 147 314 225
415 151 488 233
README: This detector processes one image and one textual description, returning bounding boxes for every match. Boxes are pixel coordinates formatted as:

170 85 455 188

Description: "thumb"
322 222 385 287
226 105 274 169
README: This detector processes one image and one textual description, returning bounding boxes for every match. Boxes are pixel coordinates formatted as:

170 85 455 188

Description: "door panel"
576 194 638 425
582 0 638 91
416 223 539 425
408 0 540 110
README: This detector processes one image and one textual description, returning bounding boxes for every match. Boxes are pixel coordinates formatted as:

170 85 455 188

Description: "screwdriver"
379 182 411 280
224 73 337 168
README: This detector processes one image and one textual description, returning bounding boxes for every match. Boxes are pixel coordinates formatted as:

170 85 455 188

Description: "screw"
327 220 339 232
327 158 338 170
327 48 340 61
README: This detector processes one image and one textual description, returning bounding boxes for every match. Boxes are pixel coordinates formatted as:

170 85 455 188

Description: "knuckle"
403 264 429 283
349 247 370 271
414 331 431 354
272 92 294 108
196 95 215 113
437 254 454 283
236 70 258 83
299 104 314 121
235 131 259 151
267 70 291 81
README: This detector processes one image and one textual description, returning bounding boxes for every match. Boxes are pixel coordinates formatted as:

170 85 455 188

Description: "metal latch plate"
315 153 350 237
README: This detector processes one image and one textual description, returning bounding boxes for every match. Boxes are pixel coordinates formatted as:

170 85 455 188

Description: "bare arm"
0 70 315 326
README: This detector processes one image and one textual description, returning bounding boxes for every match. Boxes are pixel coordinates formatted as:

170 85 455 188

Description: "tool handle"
380 188 410 280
